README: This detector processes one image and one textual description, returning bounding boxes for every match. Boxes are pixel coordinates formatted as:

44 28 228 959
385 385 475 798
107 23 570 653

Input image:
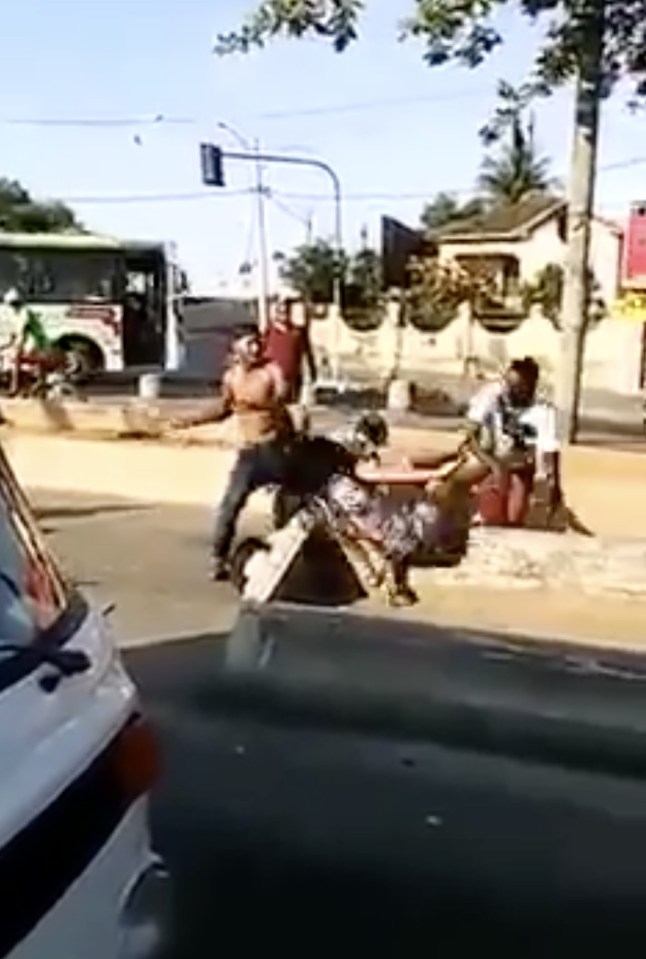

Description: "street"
36 490 646 955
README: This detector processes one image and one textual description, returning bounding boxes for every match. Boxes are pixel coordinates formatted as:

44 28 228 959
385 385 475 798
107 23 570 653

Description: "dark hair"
509 356 539 385
356 412 389 448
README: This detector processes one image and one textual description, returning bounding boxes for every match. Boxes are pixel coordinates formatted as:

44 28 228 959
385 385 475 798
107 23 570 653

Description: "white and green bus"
0 232 186 374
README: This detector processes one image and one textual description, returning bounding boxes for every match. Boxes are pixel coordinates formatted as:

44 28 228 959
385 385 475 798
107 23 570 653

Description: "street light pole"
222 148 344 383
252 139 270 333
217 123 270 332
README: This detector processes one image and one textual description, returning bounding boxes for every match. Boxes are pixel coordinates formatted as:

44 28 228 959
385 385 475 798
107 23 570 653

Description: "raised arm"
463 383 503 474
169 377 233 430
356 462 449 486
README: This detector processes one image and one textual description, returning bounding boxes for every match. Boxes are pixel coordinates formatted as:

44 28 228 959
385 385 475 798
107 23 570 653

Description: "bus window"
0 252 20 298
0 250 120 303
37 252 118 302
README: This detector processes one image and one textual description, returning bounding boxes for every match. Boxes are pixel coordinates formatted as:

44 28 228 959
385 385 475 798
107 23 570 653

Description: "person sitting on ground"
330 451 489 605
170 327 294 581
464 356 562 527
276 430 488 606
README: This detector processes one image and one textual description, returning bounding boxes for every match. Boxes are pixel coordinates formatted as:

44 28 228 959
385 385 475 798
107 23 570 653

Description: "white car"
0 446 170 959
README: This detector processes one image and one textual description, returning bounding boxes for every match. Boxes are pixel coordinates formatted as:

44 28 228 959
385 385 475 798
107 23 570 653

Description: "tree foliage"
276 238 346 303
347 247 382 305
523 262 607 326
276 237 384 328
215 0 646 103
420 192 485 234
478 114 553 203
277 237 382 306
405 256 494 331
0 178 82 233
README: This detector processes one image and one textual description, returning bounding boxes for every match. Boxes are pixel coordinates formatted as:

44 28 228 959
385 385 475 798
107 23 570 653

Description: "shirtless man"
171 328 293 580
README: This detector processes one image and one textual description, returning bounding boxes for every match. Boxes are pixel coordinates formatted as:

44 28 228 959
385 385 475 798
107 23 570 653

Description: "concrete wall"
309 216 642 394
310 301 643 394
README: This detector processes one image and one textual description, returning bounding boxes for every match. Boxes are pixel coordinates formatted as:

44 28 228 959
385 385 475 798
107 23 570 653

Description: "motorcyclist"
3 288 58 397
272 412 390 528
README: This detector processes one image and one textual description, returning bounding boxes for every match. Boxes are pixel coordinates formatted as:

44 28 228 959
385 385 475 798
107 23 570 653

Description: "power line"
0 89 492 128
2 115 193 128
65 188 254 204
56 154 646 206
256 89 490 120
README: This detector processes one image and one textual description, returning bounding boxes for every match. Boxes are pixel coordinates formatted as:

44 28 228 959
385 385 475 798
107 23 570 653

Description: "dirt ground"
360 581 646 652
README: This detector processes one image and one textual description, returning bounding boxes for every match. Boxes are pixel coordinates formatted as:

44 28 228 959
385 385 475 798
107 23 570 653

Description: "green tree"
347 247 381 305
0 178 82 233
215 0 646 442
406 255 496 331
478 114 552 204
420 192 485 233
275 238 347 303
276 238 383 310
523 262 607 326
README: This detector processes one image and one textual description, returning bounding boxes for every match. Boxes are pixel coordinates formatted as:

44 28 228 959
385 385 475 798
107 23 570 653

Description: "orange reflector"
112 715 161 801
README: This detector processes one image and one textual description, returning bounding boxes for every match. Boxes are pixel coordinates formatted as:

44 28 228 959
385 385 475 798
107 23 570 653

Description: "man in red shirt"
264 297 317 403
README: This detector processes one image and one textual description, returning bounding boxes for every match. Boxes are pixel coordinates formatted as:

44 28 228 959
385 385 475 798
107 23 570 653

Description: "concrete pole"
217 123 270 333
253 139 270 333
556 0 604 444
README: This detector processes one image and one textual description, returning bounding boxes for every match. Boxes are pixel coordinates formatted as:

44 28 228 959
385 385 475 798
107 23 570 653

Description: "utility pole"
557 0 605 444
253 139 270 333
217 123 270 332
214 147 344 383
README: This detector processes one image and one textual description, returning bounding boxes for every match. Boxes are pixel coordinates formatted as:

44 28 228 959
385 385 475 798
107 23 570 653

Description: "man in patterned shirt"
464 356 562 527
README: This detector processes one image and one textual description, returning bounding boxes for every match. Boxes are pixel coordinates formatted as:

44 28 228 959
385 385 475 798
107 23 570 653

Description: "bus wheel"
55 337 104 380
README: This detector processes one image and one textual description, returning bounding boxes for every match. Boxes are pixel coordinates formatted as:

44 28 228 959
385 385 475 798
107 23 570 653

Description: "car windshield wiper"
0 642 91 689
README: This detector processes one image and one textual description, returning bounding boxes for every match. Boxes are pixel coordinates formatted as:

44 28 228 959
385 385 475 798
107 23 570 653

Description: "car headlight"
119 859 172 959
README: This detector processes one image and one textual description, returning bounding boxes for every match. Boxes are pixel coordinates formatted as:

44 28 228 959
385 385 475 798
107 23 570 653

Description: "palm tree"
478 115 552 205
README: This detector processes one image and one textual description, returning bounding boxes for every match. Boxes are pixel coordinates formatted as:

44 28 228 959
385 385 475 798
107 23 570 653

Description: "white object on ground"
242 512 314 604
138 372 162 400
387 379 413 413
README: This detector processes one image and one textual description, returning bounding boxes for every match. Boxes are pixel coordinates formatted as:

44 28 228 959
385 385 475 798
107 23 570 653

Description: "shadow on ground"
34 502 150 525
125 626 646 958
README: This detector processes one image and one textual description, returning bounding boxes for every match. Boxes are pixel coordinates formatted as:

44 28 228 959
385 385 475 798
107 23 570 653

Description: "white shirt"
467 382 560 464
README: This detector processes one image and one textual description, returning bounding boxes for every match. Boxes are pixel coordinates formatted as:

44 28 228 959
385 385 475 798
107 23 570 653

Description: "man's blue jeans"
212 439 287 562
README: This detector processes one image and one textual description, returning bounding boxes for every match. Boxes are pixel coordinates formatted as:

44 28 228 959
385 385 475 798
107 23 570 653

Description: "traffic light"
200 143 225 187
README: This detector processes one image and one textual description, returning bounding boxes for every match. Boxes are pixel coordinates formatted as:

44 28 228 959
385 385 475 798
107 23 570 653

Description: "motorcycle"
229 413 391 596
228 414 474 600
2 338 86 401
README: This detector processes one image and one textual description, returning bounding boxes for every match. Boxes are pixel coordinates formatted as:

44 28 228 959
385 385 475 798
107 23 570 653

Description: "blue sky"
2 0 645 292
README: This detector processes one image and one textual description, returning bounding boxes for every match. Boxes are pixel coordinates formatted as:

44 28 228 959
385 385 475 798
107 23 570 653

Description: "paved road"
34 490 238 644
34 491 646 955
